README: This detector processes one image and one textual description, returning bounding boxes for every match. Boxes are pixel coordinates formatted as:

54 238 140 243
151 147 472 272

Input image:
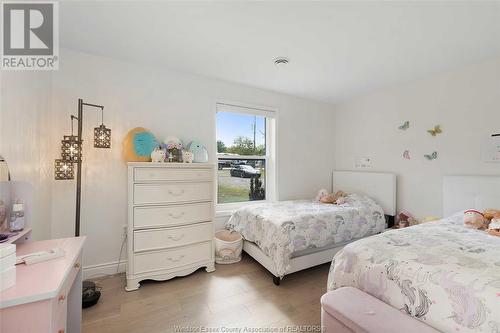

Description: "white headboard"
443 175 500 216
333 171 396 216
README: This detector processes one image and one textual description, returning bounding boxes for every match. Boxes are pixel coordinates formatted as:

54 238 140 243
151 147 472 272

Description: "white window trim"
215 101 277 214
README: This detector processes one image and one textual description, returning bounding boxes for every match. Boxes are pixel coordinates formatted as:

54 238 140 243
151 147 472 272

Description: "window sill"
215 200 270 218
215 210 234 218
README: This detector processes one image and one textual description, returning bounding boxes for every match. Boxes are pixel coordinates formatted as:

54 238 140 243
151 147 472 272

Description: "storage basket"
214 230 243 264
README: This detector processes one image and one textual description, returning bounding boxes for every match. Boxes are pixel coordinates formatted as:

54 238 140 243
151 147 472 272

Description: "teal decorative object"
134 131 158 157
424 151 438 160
188 141 209 163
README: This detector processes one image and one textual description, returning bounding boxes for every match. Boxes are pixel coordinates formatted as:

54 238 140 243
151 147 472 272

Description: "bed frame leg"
273 276 281 286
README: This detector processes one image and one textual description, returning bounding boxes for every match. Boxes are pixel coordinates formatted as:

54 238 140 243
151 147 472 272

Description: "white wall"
334 58 500 219
48 48 335 276
0 71 53 240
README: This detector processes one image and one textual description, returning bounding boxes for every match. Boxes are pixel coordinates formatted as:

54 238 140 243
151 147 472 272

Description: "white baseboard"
83 260 127 280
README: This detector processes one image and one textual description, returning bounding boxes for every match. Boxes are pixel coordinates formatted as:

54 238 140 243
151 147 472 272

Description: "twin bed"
227 171 396 284
327 176 500 333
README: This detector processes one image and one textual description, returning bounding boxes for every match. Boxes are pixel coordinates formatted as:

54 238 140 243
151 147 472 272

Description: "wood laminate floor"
82 254 329 333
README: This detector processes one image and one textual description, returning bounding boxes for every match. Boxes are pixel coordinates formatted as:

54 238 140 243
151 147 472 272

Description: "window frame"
215 101 277 214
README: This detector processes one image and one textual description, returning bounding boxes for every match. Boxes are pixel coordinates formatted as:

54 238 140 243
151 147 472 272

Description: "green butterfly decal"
427 125 442 136
424 151 438 160
398 121 410 130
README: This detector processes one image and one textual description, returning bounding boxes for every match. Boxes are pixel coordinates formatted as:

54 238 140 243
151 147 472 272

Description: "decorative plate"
123 127 158 162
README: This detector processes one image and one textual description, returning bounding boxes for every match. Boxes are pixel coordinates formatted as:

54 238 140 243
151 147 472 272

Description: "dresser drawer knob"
168 189 185 196
58 294 66 302
166 255 185 262
74 262 81 269
167 234 185 241
168 212 185 219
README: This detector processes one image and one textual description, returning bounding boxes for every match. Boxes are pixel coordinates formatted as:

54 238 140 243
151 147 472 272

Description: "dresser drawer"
134 182 212 205
134 167 213 182
134 202 212 229
134 223 212 252
133 241 212 274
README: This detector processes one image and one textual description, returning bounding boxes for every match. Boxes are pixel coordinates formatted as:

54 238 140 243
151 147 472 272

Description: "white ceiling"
60 1 500 104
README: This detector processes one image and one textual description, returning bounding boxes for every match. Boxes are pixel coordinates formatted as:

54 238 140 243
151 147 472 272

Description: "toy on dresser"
0 243 16 291
150 146 166 163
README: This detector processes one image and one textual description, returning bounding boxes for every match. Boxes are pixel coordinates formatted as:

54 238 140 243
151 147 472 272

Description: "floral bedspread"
327 213 500 333
226 194 385 277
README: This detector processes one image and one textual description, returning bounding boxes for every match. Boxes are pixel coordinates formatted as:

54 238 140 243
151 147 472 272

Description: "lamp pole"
74 98 104 237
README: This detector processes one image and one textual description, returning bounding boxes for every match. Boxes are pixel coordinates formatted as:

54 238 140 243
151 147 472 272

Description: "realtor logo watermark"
1 1 58 70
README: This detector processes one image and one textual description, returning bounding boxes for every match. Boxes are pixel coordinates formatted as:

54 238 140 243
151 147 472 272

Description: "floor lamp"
54 98 111 236
54 98 111 308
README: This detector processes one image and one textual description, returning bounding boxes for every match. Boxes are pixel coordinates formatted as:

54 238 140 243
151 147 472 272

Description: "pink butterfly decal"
403 150 411 160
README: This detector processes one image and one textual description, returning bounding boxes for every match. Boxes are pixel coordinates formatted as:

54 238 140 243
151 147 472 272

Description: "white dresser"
126 162 215 291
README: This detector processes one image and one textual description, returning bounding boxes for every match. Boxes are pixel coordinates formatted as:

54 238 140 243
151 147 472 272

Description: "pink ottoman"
321 287 439 333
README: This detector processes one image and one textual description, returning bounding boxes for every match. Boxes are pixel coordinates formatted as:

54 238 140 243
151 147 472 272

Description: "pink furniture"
0 237 86 333
321 287 439 333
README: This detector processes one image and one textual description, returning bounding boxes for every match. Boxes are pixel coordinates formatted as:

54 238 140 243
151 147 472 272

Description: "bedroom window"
216 102 276 210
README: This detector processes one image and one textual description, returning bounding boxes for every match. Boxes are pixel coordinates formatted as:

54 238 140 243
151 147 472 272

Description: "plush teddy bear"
483 209 500 221
463 209 489 230
320 193 336 204
318 190 347 204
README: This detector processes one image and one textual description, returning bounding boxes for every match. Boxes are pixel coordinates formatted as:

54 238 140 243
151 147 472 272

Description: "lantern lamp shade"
55 159 74 180
61 135 82 162
94 124 111 148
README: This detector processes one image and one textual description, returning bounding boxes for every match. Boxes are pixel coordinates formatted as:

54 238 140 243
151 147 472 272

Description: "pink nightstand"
0 237 86 333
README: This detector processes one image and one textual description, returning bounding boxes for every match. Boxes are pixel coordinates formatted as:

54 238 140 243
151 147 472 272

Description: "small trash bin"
214 230 243 264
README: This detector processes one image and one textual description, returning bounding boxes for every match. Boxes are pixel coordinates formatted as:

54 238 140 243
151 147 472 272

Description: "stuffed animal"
397 210 418 228
150 146 166 163
318 190 347 204
182 150 194 163
315 189 329 202
483 209 500 221
487 216 500 237
320 193 336 204
463 209 488 230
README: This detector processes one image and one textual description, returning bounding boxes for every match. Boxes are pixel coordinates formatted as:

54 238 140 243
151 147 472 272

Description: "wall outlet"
354 156 373 169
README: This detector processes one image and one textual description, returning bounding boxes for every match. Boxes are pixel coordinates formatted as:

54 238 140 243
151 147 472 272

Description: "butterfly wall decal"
398 121 410 130
403 150 411 160
427 125 442 136
424 151 438 160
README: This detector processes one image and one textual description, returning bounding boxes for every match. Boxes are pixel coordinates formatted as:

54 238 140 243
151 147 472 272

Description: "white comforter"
227 194 385 277
328 213 500 333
